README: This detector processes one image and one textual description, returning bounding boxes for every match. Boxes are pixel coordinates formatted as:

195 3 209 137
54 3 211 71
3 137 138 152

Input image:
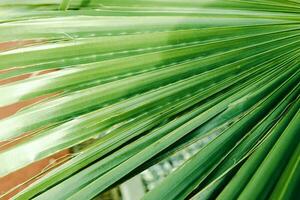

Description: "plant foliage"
0 0 299 199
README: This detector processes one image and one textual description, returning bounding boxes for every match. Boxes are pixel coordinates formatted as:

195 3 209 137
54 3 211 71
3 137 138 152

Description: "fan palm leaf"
0 0 299 199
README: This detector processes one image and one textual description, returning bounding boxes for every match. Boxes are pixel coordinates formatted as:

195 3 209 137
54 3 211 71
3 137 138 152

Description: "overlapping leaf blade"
0 1 299 200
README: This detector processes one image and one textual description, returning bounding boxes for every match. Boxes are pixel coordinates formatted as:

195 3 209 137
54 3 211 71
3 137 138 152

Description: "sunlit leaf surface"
0 0 299 199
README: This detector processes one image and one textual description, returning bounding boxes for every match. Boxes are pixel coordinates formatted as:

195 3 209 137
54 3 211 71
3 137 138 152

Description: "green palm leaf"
0 0 299 199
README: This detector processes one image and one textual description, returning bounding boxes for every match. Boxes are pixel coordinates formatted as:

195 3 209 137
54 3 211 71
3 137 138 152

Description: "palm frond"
0 0 299 200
